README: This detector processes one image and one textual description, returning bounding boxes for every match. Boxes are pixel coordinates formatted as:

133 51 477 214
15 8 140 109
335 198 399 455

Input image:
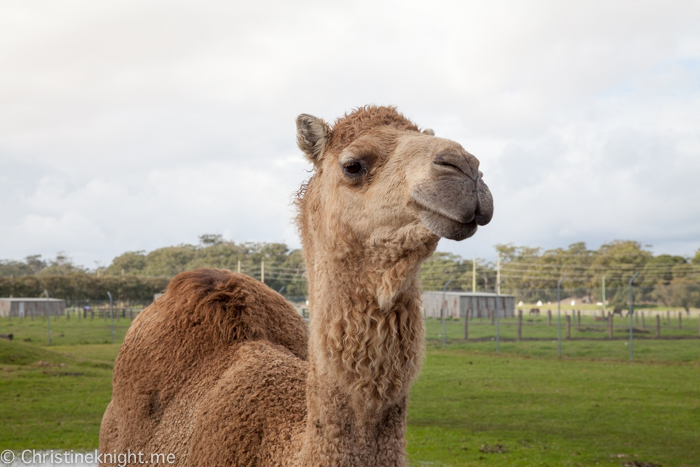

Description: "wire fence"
1 265 698 362
424 308 700 361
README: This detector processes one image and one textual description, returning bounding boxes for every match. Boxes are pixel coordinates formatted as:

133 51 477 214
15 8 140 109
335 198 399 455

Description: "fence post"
557 275 566 358
628 271 639 361
608 313 613 339
679 312 682 330
666 311 670 325
44 290 52 346
642 312 645 329
107 292 115 344
577 310 581 327
517 309 522 341
495 279 504 354
441 280 452 350
464 302 469 340
566 315 571 339
656 314 661 338
547 309 552 326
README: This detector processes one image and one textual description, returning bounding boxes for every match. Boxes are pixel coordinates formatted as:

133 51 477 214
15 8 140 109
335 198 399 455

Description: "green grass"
0 339 118 450
407 349 700 466
1 316 699 466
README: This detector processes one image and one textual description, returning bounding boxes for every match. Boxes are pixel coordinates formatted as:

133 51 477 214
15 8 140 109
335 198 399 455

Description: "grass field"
407 349 700 466
1 316 699 466
0 339 117 450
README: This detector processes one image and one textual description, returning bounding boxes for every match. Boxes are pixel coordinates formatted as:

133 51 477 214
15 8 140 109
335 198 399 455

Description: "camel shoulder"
188 340 308 465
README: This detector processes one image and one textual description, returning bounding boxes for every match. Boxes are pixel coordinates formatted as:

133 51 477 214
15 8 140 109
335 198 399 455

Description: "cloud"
0 0 699 266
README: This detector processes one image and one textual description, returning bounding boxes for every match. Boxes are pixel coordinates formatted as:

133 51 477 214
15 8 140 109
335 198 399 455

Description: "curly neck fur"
296 221 438 466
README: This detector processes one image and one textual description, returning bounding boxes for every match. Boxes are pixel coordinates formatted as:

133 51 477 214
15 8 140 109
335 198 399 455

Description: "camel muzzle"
411 151 494 241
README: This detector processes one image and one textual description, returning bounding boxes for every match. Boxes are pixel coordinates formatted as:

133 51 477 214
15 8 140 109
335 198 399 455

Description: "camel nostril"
432 151 478 180
433 160 461 172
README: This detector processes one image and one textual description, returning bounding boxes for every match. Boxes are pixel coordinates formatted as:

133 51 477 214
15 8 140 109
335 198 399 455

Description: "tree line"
1 236 699 309
493 241 700 310
0 235 306 301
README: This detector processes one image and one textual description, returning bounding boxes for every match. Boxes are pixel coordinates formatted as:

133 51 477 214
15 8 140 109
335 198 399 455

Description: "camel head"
295 106 493 255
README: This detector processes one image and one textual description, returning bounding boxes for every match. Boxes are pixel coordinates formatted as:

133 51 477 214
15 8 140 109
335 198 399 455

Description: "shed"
0 298 66 318
422 291 516 319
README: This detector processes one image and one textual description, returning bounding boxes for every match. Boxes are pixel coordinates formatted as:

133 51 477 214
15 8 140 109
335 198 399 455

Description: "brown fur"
100 105 493 466
327 105 421 153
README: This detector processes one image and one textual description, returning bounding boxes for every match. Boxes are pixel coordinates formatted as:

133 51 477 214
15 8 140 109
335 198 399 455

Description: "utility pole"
496 253 501 294
261 260 265 283
472 254 476 293
237 260 241 274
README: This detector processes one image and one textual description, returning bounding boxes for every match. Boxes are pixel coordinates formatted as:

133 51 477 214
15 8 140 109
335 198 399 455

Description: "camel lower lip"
418 209 478 241
411 195 475 225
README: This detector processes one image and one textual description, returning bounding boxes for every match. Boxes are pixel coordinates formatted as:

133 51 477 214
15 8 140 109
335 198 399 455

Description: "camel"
99 105 494 466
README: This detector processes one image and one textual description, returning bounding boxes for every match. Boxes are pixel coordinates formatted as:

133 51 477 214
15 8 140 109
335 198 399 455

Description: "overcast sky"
1 0 699 268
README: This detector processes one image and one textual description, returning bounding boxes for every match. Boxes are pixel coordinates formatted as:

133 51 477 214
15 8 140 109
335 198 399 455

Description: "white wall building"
422 291 516 319
0 298 66 318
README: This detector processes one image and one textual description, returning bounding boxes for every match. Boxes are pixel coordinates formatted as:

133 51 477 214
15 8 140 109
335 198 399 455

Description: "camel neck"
296 241 430 466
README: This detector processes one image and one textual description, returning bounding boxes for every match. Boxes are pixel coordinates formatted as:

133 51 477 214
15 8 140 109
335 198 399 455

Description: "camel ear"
422 128 435 136
296 114 331 164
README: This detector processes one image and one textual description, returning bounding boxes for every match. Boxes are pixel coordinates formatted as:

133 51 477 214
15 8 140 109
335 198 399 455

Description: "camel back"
102 269 308 455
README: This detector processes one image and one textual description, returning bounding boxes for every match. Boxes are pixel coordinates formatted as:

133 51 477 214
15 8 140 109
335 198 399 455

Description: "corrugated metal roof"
0 298 65 302
422 291 515 298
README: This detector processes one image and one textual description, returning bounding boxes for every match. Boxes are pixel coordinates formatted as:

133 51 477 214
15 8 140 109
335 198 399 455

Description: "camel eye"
342 161 363 176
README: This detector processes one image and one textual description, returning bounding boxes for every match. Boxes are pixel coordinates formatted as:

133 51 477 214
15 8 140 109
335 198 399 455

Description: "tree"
141 245 197 276
419 252 477 292
104 251 147 275
36 253 86 276
199 234 224 246
653 278 700 313
0 254 49 277
494 242 595 301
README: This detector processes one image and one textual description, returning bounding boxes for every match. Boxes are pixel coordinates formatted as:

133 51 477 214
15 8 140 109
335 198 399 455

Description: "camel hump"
132 268 308 360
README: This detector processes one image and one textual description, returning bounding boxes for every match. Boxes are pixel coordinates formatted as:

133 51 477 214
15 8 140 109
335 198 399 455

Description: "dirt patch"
479 444 508 454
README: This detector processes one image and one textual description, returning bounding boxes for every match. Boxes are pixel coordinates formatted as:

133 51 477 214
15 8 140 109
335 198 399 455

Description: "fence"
424 306 700 360
2 273 697 360
0 297 152 346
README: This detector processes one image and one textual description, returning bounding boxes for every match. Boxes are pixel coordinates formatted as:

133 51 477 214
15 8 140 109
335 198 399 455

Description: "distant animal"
612 308 623 317
529 308 541 316
99 106 494 467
